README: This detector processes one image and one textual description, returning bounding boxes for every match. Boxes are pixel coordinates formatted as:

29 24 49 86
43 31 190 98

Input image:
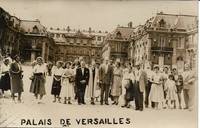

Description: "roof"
106 26 135 40
151 12 197 30
20 20 47 35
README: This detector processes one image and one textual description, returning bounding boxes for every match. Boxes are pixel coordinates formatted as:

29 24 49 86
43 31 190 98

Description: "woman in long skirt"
10 55 24 102
121 64 135 108
51 61 64 103
29 57 46 104
149 66 164 109
111 61 123 105
61 62 74 104
0 58 11 96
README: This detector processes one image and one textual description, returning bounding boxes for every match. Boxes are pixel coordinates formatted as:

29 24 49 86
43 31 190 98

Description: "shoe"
82 102 86 105
115 102 118 105
121 105 127 108
105 102 109 105
53 100 56 103
112 102 116 105
135 108 140 111
100 102 103 105
139 108 143 111
91 102 95 105
78 103 81 105
68 101 72 104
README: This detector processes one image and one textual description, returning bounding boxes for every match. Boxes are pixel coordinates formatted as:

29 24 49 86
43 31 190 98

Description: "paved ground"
0 66 198 128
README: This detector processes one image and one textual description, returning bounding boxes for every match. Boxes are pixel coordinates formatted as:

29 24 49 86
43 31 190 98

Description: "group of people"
0 55 196 111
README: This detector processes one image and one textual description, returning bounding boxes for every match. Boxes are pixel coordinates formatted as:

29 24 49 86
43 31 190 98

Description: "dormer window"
32 25 39 34
116 31 122 38
159 19 166 27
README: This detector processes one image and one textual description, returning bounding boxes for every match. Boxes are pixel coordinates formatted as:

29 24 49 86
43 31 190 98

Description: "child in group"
164 74 177 109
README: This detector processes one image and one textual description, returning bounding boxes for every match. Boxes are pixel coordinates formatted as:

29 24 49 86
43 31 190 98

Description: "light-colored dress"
61 68 74 98
86 67 99 98
165 79 177 100
149 72 164 103
111 67 123 97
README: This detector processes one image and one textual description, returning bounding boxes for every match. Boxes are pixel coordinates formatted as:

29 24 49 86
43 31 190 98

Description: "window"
56 34 60 38
97 36 101 41
159 36 165 47
177 37 184 49
159 19 165 27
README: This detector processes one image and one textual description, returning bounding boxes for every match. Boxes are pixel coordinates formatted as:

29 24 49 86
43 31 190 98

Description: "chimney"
89 27 92 33
128 22 133 28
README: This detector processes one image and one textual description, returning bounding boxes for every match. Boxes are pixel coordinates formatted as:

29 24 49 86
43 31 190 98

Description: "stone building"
0 7 22 57
102 22 135 64
129 12 198 70
48 27 107 64
19 20 55 63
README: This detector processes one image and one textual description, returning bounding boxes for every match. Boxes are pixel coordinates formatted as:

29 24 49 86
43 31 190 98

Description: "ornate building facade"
102 22 135 64
0 7 22 57
48 27 107 64
129 12 198 70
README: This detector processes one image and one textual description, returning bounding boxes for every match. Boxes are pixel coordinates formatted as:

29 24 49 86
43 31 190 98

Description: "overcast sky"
0 0 198 32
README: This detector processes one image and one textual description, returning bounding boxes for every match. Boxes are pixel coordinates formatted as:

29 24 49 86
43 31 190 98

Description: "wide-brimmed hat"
36 57 43 63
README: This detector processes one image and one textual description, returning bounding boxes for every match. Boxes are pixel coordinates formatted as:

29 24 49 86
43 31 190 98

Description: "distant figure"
47 61 53 76
75 61 90 105
10 55 24 103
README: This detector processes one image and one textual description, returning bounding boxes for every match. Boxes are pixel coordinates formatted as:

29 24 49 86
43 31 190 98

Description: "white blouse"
52 66 64 76
33 64 46 73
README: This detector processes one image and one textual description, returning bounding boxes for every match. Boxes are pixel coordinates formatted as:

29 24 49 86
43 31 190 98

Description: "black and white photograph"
0 0 198 128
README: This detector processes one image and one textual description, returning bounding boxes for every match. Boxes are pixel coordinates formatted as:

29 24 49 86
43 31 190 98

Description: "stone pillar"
31 51 36 62
42 41 46 61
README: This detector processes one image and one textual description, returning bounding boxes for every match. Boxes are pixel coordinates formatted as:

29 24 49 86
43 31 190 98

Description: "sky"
0 0 198 32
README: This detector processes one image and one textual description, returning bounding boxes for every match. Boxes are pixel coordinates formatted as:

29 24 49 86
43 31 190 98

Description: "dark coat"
75 67 90 87
99 64 113 85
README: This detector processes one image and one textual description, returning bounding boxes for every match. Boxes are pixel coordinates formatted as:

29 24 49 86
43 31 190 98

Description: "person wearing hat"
149 65 164 109
61 61 74 104
51 61 64 103
0 58 11 97
9 55 24 102
29 57 46 104
182 63 196 110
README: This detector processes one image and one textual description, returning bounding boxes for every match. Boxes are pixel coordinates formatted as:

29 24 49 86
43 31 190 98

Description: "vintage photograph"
0 0 198 128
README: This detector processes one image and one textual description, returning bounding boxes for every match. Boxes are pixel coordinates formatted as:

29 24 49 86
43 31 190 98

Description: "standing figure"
182 64 196 110
29 57 46 104
121 65 135 108
111 61 123 105
99 58 113 105
149 66 164 109
51 61 64 103
10 55 23 102
46 61 53 76
75 61 90 105
61 62 74 104
176 75 183 109
162 67 170 108
145 66 153 108
134 64 147 111
164 75 177 109
87 61 99 105
0 58 11 97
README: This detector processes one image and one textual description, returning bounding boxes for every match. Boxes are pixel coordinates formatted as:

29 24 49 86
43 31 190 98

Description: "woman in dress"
10 55 24 102
111 61 123 105
164 74 177 109
87 61 99 105
149 66 164 109
51 61 64 103
121 64 135 108
61 62 74 104
29 57 46 104
0 58 11 97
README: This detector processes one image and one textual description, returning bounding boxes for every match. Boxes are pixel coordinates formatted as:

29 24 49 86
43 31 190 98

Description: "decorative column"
42 40 46 61
31 39 36 62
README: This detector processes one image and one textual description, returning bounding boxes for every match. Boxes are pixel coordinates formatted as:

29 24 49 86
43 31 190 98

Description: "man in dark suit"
99 58 113 105
134 64 147 111
75 61 90 105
